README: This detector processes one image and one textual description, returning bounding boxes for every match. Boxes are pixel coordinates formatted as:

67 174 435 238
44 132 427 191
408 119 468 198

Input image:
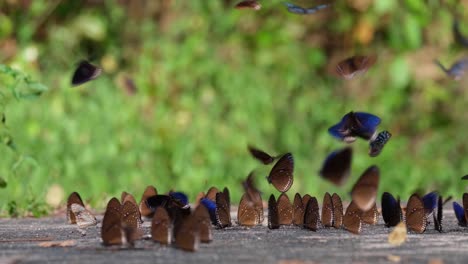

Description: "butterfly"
381 192 402 227
205 186 220 201
321 192 333 227
303 197 320 231
319 147 352 186
328 111 381 142
248 145 276 165
293 193 305 226
335 55 377 80
461 175 468 180
331 193 343 229
283 2 330 15
422 191 438 216
266 153 294 193
151 206 172 245
277 193 293 225
145 194 191 222
237 193 261 226
101 197 142 246
343 201 362 234
71 60 102 86
200 198 217 225
453 20 468 47
242 172 264 223
121 192 143 225
67 192 85 224
193 204 213 243
174 214 200 252
361 202 379 225
369 131 392 157
169 191 189 208
235 0 261 10
215 188 232 228
139 185 158 218
434 58 468 80
405 194 427 234
453 195 468 227
70 203 97 228
350 165 380 212
433 196 452 232
268 194 280 229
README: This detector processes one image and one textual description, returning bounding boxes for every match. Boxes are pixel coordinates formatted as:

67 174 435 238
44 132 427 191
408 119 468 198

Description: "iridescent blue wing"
283 2 307 14
201 198 217 225
305 4 331 14
453 201 467 227
448 59 468 79
353 112 381 140
328 112 355 142
381 192 401 227
169 192 189 207
422 191 438 215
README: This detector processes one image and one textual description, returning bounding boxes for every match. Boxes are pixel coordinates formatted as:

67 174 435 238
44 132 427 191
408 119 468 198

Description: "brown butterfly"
361 202 379 225
319 147 352 186
139 185 158 218
248 145 276 165
206 186 220 202
321 192 333 227
122 192 143 225
303 197 320 231
174 214 200 252
267 153 294 193
237 193 260 226
193 204 213 243
343 201 362 235
277 193 293 225
67 192 85 224
242 172 264 223
335 55 377 79
332 193 343 229
235 0 261 10
351 165 380 211
101 198 142 246
70 204 97 228
293 193 305 226
216 190 232 228
268 194 280 229
406 194 427 234
151 206 172 245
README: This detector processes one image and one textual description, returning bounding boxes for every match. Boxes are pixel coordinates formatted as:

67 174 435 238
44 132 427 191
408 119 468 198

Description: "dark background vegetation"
0 0 467 216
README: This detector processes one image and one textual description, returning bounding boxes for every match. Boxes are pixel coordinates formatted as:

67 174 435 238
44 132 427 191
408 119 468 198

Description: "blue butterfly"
200 198 217 225
369 130 392 157
434 58 468 80
453 201 467 227
381 192 401 227
328 111 381 142
283 2 330 15
169 191 189 208
422 191 438 216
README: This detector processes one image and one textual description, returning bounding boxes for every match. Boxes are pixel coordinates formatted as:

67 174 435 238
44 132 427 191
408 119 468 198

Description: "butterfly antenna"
434 60 449 73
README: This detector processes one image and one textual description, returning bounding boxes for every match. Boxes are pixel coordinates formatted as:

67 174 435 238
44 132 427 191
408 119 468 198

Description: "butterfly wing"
321 192 333 227
101 197 123 246
319 147 352 186
70 204 97 228
139 185 158 218
381 192 402 227
67 192 85 224
277 193 293 225
343 201 362 234
406 194 427 234
193 204 213 243
71 60 102 86
215 192 232 228
267 153 294 193
292 193 304 226
237 193 259 227
351 165 380 211
235 0 261 10
331 193 343 229
151 206 172 245
303 197 320 231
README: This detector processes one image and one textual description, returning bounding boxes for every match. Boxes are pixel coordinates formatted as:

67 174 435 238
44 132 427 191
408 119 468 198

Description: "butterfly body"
328 112 381 142
71 60 102 86
267 153 294 193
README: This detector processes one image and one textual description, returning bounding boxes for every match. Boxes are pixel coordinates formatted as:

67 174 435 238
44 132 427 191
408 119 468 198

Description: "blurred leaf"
0 177 6 188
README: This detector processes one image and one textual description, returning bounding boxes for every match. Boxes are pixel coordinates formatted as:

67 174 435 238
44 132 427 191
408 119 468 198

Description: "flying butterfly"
266 153 294 193
461 175 468 180
268 194 280 229
335 55 377 80
328 111 381 142
434 58 468 80
174 214 200 252
235 0 261 10
71 60 102 86
248 145 276 165
283 2 330 15
332 193 343 229
66 192 85 224
237 193 261 227
369 131 392 157
277 193 293 225
303 197 320 231
319 147 352 186
406 194 427 234
151 206 172 245
293 193 305 226
321 192 333 227
139 185 158 218
381 192 402 227
193 204 213 243
343 201 362 235
215 190 232 228
453 20 468 47
351 165 380 212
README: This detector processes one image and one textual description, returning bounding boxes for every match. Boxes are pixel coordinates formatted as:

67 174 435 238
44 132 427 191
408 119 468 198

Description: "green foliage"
0 1 467 216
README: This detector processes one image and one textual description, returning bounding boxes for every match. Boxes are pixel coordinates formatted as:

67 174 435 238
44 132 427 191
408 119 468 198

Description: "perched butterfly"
174 214 200 252
369 131 392 157
139 185 158 218
67 192 85 224
235 0 261 10
332 193 343 229
433 196 443 232
422 191 439 216
283 2 330 15
351 165 380 212
146 194 190 222
101 197 142 246
266 153 294 193
453 20 468 47
151 206 172 245
215 190 232 228
242 172 264 223
248 145 276 165
205 186 220 202
302 194 312 209
343 201 362 235
406 194 427 234
335 55 377 80
293 193 305 226
71 60 102 86
303 197 320 231
453 201 467 227
434 58 468 80
381 192 402 227
122 200 142 230
237 193 260 226
328 111 381 142
193 204 213 243
321 192 333 227
361 203 378 225
70 204 97 228
200 198 217 225
121 192 143 225
319 147 352 186
268 194 280 229
277 193 293 225
169 191 189 208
